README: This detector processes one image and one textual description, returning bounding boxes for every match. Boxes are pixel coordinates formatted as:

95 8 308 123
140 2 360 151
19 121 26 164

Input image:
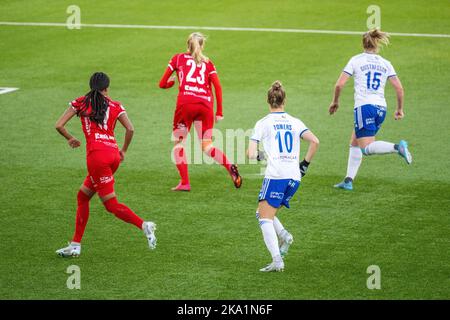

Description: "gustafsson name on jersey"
360 64 388 74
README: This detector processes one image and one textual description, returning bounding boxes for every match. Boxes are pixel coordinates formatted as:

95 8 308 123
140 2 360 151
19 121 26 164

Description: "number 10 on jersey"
275 131 293 153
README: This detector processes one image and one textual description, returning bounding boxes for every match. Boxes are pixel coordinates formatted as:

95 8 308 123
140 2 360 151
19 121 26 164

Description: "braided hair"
78 72 110 124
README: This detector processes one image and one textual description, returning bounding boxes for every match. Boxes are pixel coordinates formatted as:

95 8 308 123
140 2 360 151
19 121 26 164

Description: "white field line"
0 21 449 38
0 87 19 95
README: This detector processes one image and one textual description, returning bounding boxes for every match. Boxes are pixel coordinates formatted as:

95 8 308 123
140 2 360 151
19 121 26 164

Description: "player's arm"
389 76 405 120
158 67 176 89
247 140 265 161
329 72 351 115
299 131 320 177
117 113 134 161
210 73 223 122
55 107 81 148
247 140 258 160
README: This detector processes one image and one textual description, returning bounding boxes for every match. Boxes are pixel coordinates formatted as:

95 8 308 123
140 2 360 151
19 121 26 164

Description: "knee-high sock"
173 146 189 185
259 219 281 260
103 197 144 229
346 146 363 180
205 147 232 172
72 190 91 243
257 212 285 237
363 141 397 155
273 217 286 237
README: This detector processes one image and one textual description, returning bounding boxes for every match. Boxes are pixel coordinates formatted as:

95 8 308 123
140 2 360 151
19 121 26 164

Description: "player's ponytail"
363 28 390 52
187 32 209 65
267 81 286 109
80 72 110 124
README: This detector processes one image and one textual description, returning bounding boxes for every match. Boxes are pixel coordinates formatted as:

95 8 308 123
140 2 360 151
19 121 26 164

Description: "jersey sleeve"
207 60 217 76
69 96 85 113
386 60 397 78
168 54 179 72
251 120 265 142
343 57 354 76
298 119 309 138
107 100 126 119
117 104 126 117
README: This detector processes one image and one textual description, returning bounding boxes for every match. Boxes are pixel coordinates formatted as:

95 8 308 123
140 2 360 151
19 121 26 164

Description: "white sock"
273 216 285 237
346 146 362 180
259 219 281 260
70 241 80 247
364 141 397 155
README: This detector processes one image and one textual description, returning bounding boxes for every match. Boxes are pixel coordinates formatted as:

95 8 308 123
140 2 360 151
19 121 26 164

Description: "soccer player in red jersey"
159 32 242 191
54 72 156 257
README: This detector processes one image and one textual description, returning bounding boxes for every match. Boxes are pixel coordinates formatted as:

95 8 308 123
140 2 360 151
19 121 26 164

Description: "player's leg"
256 209 286 238
96 151 157 249
359 106 412 163
258 200 284 272
197 107 242 188
56 180 95 257
277 180 300 257
256 179 285 272
360 137 411 163
100 190 157 250
335 105 368 191
335 131 362 190
172 106 192 191
72 183 95 243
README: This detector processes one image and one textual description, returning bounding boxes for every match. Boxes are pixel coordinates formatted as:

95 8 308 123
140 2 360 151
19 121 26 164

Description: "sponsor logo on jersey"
182 91 211 102
99 176 113 184
95 133 116 141
365 118 375 125
184 85 207 94
270 192 284 200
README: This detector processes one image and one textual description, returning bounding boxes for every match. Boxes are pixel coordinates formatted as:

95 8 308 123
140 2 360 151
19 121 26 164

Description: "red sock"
206 147 232 172
173 146 189 185
103 197 144 229
72 190 91 243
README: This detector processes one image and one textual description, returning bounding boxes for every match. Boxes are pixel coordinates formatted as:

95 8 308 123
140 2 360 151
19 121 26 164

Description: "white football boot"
279 230 294 257
143 221 157 250
260 258 284 272
56 243 81 257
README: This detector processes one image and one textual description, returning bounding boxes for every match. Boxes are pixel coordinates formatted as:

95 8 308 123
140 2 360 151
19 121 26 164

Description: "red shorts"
173 103 214 141
83 149 121 197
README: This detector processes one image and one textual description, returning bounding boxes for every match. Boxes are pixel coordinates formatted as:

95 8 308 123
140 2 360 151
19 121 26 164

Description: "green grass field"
0 0 449 299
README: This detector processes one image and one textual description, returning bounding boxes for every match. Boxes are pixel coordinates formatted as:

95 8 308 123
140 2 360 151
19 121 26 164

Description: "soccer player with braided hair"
54 72 157 257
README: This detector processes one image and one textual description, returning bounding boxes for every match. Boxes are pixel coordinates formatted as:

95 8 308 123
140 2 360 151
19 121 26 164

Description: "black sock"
344 177 353 183
394 144 399 151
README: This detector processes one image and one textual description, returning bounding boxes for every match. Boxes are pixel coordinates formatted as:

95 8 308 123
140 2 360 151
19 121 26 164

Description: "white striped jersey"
343 52 397 108
251 112 309 181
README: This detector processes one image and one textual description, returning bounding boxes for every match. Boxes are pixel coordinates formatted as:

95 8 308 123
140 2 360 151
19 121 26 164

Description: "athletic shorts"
83 149 121 197
258 178 300 209
173 103 214 141
354 104 387 138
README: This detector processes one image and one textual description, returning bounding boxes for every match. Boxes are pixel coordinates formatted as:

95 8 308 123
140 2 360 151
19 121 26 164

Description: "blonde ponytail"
363 29 390 52
187 32 209 65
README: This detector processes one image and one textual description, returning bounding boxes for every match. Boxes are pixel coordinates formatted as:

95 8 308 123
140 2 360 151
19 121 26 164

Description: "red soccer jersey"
70 96 126 153
168 53 218 108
